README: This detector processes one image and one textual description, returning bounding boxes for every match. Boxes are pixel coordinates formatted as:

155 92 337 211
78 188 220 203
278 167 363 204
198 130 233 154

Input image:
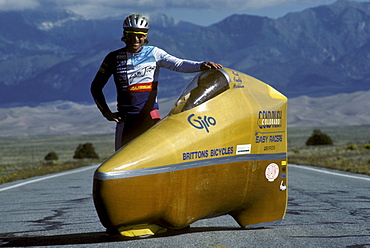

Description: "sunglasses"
125 31 147 39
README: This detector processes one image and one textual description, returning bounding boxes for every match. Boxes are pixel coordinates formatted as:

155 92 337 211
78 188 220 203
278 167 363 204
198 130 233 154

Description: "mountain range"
1 0 370 107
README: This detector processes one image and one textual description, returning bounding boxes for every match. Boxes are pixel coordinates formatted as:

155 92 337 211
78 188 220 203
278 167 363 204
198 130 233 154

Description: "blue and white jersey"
92 46 203 115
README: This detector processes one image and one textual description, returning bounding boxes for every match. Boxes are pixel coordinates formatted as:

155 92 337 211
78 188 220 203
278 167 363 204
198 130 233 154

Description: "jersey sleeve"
155 47 203 73
90 52 115 115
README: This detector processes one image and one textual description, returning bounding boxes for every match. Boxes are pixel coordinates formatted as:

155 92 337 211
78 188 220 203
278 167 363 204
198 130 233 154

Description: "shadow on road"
0 227 252 247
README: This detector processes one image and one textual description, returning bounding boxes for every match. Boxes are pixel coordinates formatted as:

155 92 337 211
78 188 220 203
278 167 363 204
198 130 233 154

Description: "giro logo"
187 114 216 133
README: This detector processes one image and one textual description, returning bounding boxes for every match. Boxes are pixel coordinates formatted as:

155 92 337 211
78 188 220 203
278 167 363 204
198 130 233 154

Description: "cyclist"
91 14 222 150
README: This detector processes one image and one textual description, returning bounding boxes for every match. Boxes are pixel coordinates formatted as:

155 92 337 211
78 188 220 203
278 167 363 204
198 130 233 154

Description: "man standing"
91 14 222 150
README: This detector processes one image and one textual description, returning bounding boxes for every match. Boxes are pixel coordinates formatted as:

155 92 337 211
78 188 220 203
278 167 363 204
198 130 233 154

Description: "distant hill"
0 90 369 137
288 90 370 127
0 0 370 106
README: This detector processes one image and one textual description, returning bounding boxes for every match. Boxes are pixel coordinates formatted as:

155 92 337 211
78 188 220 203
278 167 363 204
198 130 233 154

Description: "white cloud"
0 0 355 24
246 0 296 9
2 0 361 15
0 0 40 10
0 0 341 18
47 0 304 20
64 0 347 17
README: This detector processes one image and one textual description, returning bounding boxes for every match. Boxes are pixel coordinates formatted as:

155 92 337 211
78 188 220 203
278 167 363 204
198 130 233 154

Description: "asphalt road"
0 164 369 248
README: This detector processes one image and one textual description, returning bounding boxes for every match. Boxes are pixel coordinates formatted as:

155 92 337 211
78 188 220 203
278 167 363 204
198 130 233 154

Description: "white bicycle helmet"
123 14 150 32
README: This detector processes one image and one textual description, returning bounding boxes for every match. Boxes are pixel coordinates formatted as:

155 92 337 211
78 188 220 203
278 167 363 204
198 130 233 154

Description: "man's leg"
115 122 125 151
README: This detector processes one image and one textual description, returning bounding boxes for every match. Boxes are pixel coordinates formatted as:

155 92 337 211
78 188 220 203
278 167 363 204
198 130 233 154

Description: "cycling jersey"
91 46 203 115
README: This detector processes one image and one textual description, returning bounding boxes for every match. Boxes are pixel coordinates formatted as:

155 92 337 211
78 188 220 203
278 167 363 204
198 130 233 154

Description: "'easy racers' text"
255 135 283 143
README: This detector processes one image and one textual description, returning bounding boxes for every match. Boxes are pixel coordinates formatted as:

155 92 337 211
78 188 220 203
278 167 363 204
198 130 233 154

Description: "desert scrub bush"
363 143 370 150
44 151 59 161
306 129 333 146
73 143 99 159
346 143 359 150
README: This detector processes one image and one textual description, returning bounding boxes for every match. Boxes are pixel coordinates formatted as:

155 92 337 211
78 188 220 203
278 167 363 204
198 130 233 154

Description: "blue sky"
0 0 368 26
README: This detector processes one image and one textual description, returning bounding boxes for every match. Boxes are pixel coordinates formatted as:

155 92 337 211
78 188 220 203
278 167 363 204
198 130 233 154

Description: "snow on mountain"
37 16 83 31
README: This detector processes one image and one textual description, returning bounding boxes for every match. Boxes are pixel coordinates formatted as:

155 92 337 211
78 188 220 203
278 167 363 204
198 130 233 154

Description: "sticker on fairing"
265 163 279 182
236 144 251 154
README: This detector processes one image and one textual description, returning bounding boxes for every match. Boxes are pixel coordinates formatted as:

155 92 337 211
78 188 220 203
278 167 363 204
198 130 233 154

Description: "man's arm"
155 48 222 72
90 61 122 123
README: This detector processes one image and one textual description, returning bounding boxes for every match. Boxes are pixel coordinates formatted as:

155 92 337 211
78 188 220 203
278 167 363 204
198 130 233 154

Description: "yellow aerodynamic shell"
93 68 288 236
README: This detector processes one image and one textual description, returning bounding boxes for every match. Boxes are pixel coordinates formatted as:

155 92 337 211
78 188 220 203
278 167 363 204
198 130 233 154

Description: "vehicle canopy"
171 70 230 114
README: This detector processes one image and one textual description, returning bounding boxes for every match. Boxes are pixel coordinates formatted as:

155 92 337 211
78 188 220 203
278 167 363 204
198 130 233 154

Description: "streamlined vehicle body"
93 68 288 237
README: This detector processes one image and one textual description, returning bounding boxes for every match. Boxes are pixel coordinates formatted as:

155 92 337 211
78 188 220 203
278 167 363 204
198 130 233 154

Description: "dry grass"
0 134 114 184
288 145 370 175
288 125 370 176
0 160 101 184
